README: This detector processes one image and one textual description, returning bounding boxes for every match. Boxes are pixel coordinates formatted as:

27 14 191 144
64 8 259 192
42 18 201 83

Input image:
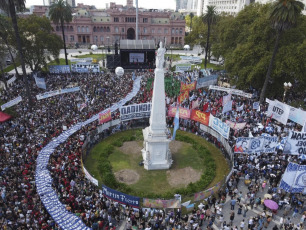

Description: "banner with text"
190 110 210 126
289 107 306 126
175 63 192 72
267 100 290 125
180 81 196 92
234 136 278 154
283 131 306 155
1 96 22 111
225 120 247 130
279 162 306 193
222 100 232 114
168 106 191 119
209 85 252 98
36 87 80 100
83 166 98 186
209 114 230 139
71 63 100 73
196 75 218 89
120 103 151 121
143 198 181 209
49 65 70 73
99 109 112 124
102 185 140 208
178 90 189 104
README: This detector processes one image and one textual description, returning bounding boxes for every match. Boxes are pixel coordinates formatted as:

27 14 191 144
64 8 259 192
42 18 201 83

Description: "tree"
49 0 72 66
189 12 194 31
0 0 32 107
259 0 305 102
202 6 217 69
17 15 62 72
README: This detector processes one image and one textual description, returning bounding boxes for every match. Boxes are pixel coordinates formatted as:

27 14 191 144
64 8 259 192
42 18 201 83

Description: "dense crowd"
0 69 305 230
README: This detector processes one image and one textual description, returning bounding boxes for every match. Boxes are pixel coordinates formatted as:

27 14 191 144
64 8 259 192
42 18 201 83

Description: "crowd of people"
0 68 305 230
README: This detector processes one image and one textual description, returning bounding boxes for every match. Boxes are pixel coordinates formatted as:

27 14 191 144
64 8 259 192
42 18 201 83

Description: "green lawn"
3 62 20 73
165 54 181 62
48 58 72 66
71 53 106 60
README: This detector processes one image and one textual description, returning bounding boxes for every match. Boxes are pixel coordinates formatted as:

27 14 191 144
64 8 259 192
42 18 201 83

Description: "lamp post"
283 82 292 102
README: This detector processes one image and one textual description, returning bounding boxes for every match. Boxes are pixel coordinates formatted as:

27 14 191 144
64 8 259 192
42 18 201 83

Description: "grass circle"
84 129 230 199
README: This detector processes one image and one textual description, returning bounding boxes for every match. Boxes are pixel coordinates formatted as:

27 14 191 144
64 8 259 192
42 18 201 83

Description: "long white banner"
267 100 290 125
279 162 306 193
1 96 22 111
209 85 252 98
209 114 230 139
120 103 151 121
283 131 306 155
234 136 278 154
83 166 98 186
36 87 80 100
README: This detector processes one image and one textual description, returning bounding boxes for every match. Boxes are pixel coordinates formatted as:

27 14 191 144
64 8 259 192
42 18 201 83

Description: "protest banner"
190 110 210 126
288 107 306 126
71 63 100 73
237 104 244 111
196 75 218 89
267 100 290 125
180 81 196 92
209 85 252 98
234 136 278 154
178 90 189 104
98 109 112 124
209 114 230 139
225 120 247 130
223 94 231 106
253 102 260 110
262 136 279 153
120 103 151 121
180 56 202 61
34 76 47 90
1 96 22 111
168 106 191 119
279 162 306 193
143 198 181 208
83 166 98 186
102 185 140 208
36 87 80 100
175 63 191 72
283 131 306 155
48 65 70 73
222 100 232 114
7 75 16 85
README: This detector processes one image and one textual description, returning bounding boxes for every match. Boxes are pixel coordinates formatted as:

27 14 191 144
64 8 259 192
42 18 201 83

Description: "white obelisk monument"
141 42 173 170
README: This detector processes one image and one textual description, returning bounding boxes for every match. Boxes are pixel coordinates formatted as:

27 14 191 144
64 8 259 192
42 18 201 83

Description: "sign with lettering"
267 100 290 125
234 136 278 154
98 109 112 124
48 65 70 73
209 114 230 139
180 81 196 92
178 90 189 104
279 162 306 193
1 96 22 111
283 131 306 155
102 185 140 208
196 75 218 89
120 103 151 121
168 106 191 119
190 110 210 126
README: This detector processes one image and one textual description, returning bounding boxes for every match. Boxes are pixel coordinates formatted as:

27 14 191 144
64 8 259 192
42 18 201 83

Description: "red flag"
203 103 209 112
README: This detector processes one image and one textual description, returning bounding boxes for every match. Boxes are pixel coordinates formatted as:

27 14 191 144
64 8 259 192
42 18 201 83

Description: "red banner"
98 109 112 124
178 90 189 104
180 81 196 92
190 110 210 126
168 106 191 119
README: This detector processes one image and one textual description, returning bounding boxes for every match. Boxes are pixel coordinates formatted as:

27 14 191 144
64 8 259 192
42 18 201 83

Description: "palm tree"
0 0 32 108
189 12 194 31
259 0 304 103
49 0 72 66
202 6 217 69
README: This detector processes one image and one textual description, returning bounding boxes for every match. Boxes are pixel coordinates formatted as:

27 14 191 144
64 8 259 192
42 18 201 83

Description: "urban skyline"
25 0 176 10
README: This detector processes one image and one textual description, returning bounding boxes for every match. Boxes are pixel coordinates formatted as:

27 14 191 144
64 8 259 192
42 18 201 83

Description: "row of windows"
171 28 183 35
55 26 74 32
93 26 111 32
113 17 149 23
125 17 136 22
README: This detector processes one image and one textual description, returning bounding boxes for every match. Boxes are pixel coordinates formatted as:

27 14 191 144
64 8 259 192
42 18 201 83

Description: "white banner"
279 162 306 193
222 100 232 114
267 100 290 125
209 114 230 139
288 107 306 126
1 96 22 111
83 166 98 186
283 131 306 155
209 85 252 98
7 75 16 85
36 87 80 100
236 104 244 112
175 64 191 72
222 94 231 106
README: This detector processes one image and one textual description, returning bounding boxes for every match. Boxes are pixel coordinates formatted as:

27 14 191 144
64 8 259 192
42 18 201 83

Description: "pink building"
31 0 186 47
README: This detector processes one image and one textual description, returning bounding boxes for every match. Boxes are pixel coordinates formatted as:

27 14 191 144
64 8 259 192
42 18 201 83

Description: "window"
82 26 85 32
158 28 161 34
77 26 80 32
107 27 110 32
94 36 98 42
143 18 148 23
151 28 155 34
125 17 136 22
100 36 104 42
122 28 125 33
70 35 74 42
172 28 175 34
164 29 168 34
115 27 119 33
176 28 179 34
86 26 89 32
114 17 119 22
179 28 183 35
143 27 147 34
93 26 97 32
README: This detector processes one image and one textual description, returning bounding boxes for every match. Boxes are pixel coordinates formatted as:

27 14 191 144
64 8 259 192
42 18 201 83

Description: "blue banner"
49 65 70 74
209 114 230 139
102 185 140 208
36 87 80 100
35 76 46 90
120 103 151 121
196 75 218 89
1 96 22 111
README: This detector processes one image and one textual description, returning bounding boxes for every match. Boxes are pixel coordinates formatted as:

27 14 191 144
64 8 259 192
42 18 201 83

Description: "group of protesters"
0 68 305 230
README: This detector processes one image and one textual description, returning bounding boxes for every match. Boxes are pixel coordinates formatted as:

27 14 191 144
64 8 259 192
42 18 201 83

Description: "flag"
237 104 244 112
192 98 200 109
222 100 232 114
203 103 209 112
34 75 46 90
172 106 180 140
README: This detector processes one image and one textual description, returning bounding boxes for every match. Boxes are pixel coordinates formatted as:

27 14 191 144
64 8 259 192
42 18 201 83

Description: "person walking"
230 212 235 226
231 197 237 210
240 219 245 230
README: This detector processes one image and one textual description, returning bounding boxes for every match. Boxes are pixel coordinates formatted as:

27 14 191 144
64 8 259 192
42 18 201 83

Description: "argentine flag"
172 106 180 140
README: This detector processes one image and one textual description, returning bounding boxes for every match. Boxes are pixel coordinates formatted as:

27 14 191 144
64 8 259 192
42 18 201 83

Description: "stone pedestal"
141 67 173 170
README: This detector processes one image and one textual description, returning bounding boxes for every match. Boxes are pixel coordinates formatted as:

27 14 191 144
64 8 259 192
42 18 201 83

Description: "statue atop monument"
156 42 166 69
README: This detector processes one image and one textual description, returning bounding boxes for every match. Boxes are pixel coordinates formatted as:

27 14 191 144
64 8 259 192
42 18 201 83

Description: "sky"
25 0 176 10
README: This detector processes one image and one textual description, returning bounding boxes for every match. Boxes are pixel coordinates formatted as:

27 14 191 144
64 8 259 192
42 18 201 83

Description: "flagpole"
136 0 139 40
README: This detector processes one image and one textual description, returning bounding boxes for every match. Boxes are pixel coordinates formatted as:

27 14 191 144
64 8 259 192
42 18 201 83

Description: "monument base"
141 127 173 170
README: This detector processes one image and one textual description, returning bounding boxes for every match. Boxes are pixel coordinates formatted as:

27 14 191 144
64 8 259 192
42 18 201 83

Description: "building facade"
32 0 186 47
